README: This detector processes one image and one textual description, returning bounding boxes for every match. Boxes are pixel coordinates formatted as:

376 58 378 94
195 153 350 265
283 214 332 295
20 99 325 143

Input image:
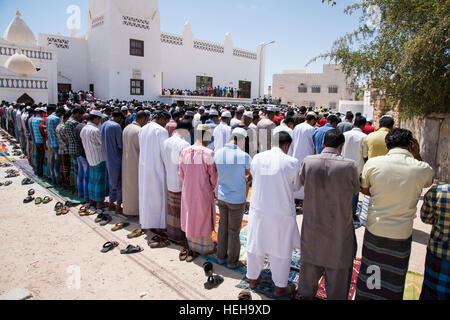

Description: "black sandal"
204 274 224 290
4 181 12 186
203 261 213 277
22 178 34 185
23 196 34 204
28 189 35 196
120 245 143 255
99 214 112 226
101 241 119 253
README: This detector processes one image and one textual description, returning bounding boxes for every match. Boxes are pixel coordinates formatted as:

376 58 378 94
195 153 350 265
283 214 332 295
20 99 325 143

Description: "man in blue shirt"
205 109 220 150
313 115 339 154
46 107 65 186
214 128 252 269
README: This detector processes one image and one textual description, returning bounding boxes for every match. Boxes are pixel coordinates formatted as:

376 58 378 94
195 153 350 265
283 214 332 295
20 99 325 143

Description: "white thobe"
292 122 316 200
213 122 231 151
162 132 190 193
272 124 294 156
247 147 301 260
138 122 169 229
342 128 368 175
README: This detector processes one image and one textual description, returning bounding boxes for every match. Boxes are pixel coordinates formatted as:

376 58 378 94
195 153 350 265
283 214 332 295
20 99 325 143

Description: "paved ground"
0 132 432 300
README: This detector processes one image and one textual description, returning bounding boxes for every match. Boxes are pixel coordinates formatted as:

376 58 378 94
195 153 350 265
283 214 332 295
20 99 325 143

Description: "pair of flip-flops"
55 202 69 215
111 222 130 232
204 274 224 290
1 181 12 187
95 213 112 226
0 163 12 167
35 196 53 205
127 228 144 239
149 235 171 248
21 178 34 185
5 172 19 178
79 206 96 216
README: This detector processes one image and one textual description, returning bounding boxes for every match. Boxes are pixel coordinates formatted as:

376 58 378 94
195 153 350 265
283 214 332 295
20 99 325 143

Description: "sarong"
420 248 450 300
166 191 187 244
88 161 109 202
70 155 78 190
187 236 215 256
32 143 37 174
60 154 70 188
355 229 412 300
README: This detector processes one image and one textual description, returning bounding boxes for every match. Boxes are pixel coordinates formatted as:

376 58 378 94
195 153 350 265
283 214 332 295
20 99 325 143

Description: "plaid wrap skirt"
88 161 109 202
420 248 450 300
166 191 187 244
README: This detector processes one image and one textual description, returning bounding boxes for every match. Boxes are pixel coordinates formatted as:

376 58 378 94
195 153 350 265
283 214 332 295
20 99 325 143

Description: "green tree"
315 0 450 118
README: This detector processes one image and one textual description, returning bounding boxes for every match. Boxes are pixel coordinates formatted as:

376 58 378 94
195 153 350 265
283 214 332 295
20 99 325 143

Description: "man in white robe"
246 131 301 298
138 110 171 235
213 111 232 151
291 112 317 201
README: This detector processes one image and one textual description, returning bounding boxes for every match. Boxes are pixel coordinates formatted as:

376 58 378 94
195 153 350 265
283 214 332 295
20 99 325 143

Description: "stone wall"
370 90 448 183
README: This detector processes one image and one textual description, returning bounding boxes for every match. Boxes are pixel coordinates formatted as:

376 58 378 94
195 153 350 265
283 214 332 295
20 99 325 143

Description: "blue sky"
0 0 361 93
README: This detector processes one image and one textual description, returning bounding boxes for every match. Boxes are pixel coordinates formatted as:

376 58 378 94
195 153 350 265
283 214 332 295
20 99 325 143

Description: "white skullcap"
243 111 253 119
232 127 248 138
209 109 219 116
90 110 103 118
221 111 232 118
267 106 276 112
121 106 129 112
237 105 245 112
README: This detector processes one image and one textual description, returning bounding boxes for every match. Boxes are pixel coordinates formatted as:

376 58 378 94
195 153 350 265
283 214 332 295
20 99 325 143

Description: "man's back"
342 128 368 174
362 148 434 239
300 148 360 269
365 127 390 159
101 120 123 162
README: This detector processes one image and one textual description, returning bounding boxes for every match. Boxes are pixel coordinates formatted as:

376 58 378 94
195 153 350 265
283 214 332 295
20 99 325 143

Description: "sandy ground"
0 134 432 300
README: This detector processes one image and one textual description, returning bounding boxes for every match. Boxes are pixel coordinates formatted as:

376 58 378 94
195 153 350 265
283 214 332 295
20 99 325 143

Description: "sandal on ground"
99 214 112 226
65 201 77 208
127 228 144 239
101 241 119 253
203 261 214 277
111 222 130 232
3 181 12 186
149 237 171 249
23 196 34 204
186 250 199 263
238 290 252 300
120 245 143 255
78 206 89 216
61 206 69 215
95 213 105 223
54 202 63 216
28 189 35 196
42 196 53 204
34 197 42 205
179 248 189 261
21 178 34 185
5 173 19 178
204 274 224 290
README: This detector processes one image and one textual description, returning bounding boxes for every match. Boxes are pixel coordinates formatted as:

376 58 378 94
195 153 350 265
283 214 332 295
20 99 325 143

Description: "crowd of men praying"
0 99 448 300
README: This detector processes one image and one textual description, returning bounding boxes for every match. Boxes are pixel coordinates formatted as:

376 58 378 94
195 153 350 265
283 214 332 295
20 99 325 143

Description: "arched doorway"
17 93 34 104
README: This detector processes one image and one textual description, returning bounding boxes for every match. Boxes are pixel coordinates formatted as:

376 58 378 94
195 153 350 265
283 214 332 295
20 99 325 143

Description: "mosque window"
328 85 338 93
122 15 150 30
47 37 69 49
130 39 144 57
233 49 257 60
311 85 321 93
193 40 224 54
298 85 307 93
130 79 144 95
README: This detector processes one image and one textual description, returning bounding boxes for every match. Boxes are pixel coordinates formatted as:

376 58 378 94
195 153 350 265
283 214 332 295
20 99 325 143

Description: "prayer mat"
0 142 13 163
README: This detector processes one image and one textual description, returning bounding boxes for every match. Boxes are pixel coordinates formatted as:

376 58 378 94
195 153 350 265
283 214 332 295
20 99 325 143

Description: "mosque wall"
160 25 262 99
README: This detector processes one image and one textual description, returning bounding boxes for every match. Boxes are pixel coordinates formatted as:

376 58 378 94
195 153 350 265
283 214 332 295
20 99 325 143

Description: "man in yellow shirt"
365 115 394 159
355 128 434 300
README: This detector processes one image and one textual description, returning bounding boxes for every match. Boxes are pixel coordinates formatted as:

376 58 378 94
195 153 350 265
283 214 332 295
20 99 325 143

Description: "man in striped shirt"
64 107 84 194
80 110 109 211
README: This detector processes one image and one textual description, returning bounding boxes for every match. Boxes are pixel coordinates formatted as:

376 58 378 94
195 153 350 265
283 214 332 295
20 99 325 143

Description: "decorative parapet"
0 77 48 90
0 46 52 60
92 15 104 28
161 32 183 46
122 15 150 30
233 48 257 60
47 36 69 49
193 39 224 54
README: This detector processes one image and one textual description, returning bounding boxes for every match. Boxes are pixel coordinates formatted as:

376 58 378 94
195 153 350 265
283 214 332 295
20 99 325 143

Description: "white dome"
4 53 38 74
3 11 36 45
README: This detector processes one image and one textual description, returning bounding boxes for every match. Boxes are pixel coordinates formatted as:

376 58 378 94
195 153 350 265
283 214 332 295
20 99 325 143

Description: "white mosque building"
0 0 266 105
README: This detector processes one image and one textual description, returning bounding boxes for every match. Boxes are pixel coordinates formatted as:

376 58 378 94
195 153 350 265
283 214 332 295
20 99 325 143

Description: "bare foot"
249 275 262 289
